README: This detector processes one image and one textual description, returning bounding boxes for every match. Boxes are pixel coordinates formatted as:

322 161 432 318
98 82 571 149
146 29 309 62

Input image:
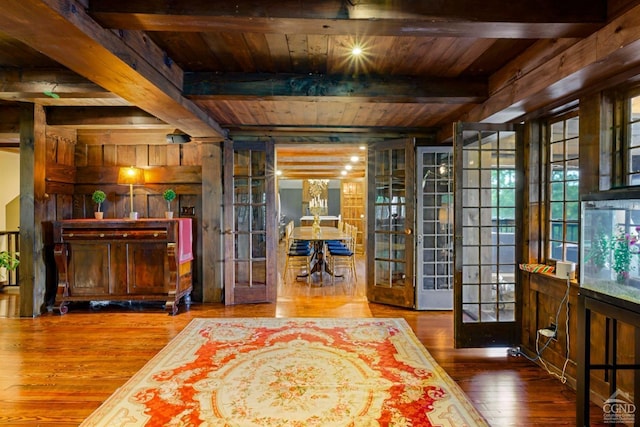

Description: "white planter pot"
165 211 174 219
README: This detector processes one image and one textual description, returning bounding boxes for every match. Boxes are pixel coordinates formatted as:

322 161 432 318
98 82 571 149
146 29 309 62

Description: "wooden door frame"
453 122 523 348
366 138 416 308
223 139 277 305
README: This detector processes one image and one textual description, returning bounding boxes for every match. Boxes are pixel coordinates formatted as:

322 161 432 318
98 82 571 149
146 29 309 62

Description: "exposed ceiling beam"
226 125 436 136
439 2 640 140
275 142 367 179
0 68 129 106
46 106 173 129
229 130 434 143
0 0 227 139
184 73 487 104
90 0 605 38
0 105 20 143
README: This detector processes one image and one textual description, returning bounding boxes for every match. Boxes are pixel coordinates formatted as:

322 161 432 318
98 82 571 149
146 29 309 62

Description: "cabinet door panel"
127 243 167 294
68 243 111 295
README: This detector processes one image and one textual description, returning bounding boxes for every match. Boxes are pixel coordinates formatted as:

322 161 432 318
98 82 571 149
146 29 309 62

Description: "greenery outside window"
547 112 580 264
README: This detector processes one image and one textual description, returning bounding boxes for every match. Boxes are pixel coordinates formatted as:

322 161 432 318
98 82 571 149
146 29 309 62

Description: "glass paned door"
454 122 522 347
224 140 277 304
416 147 453 310
367 139 415 308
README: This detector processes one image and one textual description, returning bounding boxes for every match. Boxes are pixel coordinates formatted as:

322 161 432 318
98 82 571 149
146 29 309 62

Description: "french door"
416 147 454 310
223 140 277 304
454 122 523 347
366 138 415 308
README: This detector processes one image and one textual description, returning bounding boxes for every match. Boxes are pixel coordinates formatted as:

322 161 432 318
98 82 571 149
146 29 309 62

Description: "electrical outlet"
539 328 556 338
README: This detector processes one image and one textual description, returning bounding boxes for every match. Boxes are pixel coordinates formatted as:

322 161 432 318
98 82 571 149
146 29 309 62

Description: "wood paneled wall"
520 90 636 406
523 272 636 404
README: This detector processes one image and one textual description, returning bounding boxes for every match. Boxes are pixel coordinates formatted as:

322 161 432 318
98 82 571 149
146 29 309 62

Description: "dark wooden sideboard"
53 219 193 315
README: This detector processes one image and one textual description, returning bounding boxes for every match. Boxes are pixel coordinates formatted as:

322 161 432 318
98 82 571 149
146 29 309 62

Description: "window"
547 112 580 264
624 92 640 185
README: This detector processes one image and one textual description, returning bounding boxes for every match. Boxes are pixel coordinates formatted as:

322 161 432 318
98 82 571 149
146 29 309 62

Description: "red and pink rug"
81 318 487 426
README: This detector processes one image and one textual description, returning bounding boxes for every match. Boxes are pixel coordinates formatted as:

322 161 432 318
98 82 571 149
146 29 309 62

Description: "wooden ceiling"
1 0 640 178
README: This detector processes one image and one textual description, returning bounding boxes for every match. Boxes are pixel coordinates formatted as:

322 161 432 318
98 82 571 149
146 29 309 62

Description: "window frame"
617 87 640 186
545 109 580 265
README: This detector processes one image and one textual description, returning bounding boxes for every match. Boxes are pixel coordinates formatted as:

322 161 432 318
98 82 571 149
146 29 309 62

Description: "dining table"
291 226 352 282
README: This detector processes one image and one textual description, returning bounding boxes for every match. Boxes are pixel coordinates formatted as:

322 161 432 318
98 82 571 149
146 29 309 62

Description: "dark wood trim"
90 0 604 38
19 104 48 317
46 106 171 129
75 166 202 185
185 73 487 103
201 142 223 303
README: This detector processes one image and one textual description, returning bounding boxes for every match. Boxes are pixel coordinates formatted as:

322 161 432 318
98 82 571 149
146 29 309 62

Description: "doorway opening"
275 144 367 301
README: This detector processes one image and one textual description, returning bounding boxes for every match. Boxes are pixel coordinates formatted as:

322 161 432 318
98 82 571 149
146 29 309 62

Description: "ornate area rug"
81 318 487 426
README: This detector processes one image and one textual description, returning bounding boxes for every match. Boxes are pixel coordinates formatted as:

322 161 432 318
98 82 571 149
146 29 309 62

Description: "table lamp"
438 194 453 230
118 166 145 219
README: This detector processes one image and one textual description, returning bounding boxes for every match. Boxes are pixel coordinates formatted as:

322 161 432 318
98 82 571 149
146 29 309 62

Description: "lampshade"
438 203 453 225
438 194 453 226
117 166 145 185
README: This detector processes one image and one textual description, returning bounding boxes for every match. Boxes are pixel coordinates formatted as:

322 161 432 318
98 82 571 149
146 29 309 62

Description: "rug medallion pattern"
81 318 487 426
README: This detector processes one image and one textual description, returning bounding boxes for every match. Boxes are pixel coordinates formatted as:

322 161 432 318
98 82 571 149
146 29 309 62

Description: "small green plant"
610 226 640 283
163 189 177 211
586 230 609 271
0 251 19 271
92 190 107 212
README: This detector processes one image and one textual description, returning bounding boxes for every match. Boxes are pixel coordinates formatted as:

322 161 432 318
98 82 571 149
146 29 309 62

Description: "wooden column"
19 104 47 317
201 142 223 302
579 92 610 194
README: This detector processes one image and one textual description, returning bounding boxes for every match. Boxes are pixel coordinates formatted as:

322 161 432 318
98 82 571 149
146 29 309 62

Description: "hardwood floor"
0 256 606 426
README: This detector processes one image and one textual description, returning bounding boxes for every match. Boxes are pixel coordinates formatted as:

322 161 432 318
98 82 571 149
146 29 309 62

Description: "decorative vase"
165 211 174 219
94 211 103 220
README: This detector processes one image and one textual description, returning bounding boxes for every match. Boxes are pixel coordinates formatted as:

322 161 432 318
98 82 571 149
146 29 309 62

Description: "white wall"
0 151 20 231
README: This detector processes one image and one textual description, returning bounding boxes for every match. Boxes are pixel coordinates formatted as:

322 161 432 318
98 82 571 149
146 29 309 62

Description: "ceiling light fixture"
166 133 191 144
350 156 359 162
352 46 363 56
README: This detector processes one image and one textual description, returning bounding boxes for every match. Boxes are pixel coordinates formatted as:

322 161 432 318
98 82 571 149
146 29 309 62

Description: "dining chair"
283 223 312 284
327 224 357 285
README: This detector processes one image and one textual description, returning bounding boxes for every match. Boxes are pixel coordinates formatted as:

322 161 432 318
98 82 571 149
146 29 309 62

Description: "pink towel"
178 218 194 263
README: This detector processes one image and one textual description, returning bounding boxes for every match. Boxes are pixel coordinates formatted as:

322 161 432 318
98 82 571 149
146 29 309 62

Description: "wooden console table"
53 218 193 315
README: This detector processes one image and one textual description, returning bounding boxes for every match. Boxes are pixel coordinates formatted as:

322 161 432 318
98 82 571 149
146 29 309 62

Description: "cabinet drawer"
62 229 168 240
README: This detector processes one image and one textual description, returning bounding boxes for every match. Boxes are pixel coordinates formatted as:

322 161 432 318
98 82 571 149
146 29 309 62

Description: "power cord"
513 276 571 384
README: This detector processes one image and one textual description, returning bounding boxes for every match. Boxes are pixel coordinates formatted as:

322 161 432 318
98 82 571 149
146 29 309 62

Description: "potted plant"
0 251 19 271
163 189 177 219
92 190 107 219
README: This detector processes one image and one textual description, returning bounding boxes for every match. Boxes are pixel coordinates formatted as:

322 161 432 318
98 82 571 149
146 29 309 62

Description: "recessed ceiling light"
341 170 347 176
276 170 282 176
350 156 359 162
352 46 363 56
359 145 366 150
345 164 353 171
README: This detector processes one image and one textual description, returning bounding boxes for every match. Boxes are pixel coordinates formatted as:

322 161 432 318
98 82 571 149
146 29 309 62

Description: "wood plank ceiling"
1 0 639 178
